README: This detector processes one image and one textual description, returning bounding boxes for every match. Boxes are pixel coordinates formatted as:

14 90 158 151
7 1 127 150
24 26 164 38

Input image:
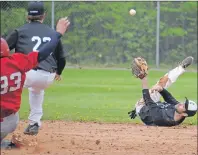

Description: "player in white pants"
133 56 194 118
24 70 56 127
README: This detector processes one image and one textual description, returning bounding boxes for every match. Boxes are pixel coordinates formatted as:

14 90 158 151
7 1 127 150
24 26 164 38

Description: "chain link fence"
1 1 197 69
0 1 52 36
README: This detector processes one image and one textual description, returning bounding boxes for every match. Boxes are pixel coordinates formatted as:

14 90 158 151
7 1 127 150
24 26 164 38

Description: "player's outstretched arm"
141 77 149 89
141 77 154 105
131 57 154 105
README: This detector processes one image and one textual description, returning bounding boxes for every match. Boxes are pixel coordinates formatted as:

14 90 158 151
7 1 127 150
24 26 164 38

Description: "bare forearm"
141 77 154 105
141 77 149 89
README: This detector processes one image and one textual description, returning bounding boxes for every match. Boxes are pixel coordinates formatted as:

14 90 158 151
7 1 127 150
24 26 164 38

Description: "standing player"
128 56 197 126
1 17 70 147
5 1 67 135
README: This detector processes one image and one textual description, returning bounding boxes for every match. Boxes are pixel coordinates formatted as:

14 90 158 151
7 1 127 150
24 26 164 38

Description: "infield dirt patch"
1 121 197 155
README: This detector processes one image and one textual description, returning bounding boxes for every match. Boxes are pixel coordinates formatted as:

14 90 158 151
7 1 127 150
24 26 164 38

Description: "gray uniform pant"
0 112 19 141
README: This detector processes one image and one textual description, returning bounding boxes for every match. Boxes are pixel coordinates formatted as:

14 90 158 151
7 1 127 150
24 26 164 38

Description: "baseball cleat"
180 56 194 69
24 123 39 135
1 140 17 149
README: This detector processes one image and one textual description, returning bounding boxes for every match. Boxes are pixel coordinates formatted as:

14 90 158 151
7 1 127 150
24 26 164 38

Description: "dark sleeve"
56 58 66 75
5 30 18 50
55 40 67 75
56 41 67 59
142 89 155 105
160 89 179 105
38 32 62 62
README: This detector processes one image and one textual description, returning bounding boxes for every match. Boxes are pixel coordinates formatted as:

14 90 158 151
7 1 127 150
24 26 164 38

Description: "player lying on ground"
128 56 197 126
0 17 70 148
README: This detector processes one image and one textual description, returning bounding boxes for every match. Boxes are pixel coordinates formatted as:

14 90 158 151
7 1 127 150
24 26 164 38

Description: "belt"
33 67 56 73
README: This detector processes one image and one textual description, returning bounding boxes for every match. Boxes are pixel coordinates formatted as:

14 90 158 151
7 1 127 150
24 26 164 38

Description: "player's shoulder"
17 22 30 29
16 23 32 33
34 22 55 32
42 23 54 30
44 25 57 34
18 22 53 31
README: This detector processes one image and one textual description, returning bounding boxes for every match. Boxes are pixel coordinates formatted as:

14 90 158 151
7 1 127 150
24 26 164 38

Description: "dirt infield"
1 121 197 155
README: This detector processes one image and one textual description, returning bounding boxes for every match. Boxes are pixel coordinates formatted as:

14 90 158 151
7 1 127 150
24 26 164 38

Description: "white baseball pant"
24 69 56 126
0 113 19 141
135 66 186 115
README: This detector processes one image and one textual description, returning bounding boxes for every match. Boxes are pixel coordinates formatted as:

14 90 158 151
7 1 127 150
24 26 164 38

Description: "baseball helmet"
0 38 10 58
184 97 197 117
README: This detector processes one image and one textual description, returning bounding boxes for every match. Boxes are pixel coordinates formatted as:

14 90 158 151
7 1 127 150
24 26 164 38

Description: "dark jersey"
139 89 185 126
5 21 66 75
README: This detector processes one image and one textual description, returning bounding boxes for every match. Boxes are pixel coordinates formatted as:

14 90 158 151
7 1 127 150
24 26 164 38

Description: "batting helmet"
0 38 10 58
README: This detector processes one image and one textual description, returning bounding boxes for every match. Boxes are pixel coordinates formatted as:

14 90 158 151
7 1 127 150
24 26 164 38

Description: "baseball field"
2 68 197 155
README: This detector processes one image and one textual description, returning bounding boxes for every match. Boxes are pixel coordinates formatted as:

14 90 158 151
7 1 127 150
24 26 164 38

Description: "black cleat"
24 123 39 135
180 56 194 69
1 140 17 149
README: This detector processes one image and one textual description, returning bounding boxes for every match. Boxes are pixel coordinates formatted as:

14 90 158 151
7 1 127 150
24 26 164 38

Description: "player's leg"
24 70 56 135
23 87 44 135
28 88 44 127
23 70 41 135
1 113 19 147
150 56 194 102
24 70 55 125
161 56 193 87
149 66 185 103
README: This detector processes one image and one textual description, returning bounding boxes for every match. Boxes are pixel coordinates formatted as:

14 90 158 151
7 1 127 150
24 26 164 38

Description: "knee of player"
29 88 45 95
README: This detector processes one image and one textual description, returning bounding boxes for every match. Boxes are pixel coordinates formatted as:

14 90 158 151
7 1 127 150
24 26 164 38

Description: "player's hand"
55 74 61 81
151 85 163 93
56 17 70 35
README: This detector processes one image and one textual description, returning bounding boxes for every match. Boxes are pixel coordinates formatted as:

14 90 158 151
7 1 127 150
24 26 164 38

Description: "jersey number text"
1 72 22 95
31 36 51 51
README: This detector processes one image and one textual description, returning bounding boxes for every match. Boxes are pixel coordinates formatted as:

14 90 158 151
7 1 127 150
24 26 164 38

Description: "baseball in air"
129 9 136 16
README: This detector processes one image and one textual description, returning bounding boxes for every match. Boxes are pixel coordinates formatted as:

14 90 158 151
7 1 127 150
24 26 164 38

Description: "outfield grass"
20 68 197 125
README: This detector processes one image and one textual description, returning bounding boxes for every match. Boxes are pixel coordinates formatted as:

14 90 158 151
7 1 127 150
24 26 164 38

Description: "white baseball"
129 9 136 16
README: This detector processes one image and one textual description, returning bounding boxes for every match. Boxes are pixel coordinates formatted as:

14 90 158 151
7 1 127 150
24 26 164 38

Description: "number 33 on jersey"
0 52 38 112
1 72 22 95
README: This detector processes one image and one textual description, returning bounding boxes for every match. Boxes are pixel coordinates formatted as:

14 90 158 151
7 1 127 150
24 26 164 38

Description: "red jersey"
0 52 38 113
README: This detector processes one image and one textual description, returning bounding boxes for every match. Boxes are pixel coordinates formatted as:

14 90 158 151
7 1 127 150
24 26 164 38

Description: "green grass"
19 68 197 125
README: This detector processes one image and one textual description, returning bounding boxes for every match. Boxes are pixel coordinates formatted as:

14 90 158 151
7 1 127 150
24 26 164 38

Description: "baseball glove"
11 134 38 148
131 57 148 79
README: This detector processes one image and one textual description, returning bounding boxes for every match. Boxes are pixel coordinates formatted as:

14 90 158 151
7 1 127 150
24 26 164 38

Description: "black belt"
33 67 56 73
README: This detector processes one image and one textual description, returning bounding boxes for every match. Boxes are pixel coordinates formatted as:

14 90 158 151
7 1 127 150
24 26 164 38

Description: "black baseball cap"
27 1 45 16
